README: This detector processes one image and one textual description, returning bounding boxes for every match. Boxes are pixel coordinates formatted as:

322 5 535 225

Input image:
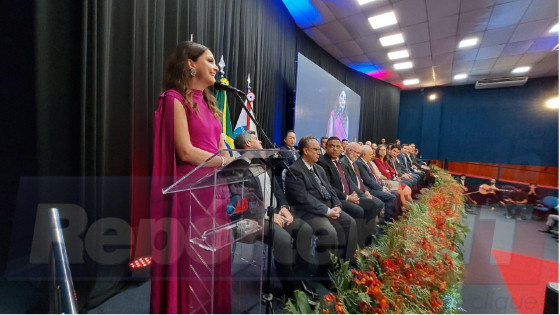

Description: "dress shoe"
538 229 551 234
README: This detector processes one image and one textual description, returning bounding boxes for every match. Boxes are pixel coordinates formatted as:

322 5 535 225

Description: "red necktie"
334 160 350 194
367 162 382 185
352 163 365 192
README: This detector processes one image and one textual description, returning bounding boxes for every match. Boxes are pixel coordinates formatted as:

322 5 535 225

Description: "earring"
190 68 197 77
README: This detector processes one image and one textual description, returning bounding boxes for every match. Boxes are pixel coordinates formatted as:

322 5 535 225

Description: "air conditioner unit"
475 76 528 89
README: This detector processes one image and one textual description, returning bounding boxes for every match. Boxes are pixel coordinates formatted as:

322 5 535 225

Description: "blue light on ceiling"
282 0 324 29
348 64 382 74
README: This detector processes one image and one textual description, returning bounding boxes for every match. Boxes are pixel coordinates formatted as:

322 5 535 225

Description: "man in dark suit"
316 137 382 246
353 144 396 222
284 136 358 272
232 130 314 296
279 130 299 166
397 144 423 184
389 145 418 187
319 136 328 155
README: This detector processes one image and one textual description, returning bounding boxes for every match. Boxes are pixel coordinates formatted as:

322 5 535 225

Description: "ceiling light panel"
368 11 397 29
357 0 378 5
394 61 413 70
549 23 559 33
458 37 478 48
403 78 419 85
453 73 468 80
388 49 409 60
380 33 404 47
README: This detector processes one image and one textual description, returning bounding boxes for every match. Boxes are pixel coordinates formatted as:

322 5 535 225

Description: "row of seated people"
229 130 434 299
457 175 558 221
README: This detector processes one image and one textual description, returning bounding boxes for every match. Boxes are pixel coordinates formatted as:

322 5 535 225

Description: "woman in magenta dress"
150 41 234 314
326 90 349 139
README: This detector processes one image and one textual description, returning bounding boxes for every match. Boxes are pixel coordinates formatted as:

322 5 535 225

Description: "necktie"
367 162 382 186
352 163 365 192
334 160 350 194
311 167 331 200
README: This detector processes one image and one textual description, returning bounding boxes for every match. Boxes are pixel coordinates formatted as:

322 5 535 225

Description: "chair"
533 196 559 221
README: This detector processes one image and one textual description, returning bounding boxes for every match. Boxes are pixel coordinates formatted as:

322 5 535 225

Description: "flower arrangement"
285 166 469 314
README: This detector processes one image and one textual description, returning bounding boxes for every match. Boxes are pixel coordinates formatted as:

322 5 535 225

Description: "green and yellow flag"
215 77 235 156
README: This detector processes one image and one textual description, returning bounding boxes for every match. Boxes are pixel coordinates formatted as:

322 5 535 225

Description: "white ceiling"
282 0 559 88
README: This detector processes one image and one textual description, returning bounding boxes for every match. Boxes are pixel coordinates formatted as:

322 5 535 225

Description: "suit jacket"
396 153 413 173
284 158 342 219
341 157 368 197
354 158 383 192
389 156 408 177
279 145 299 166
225 157 288 213
316 154 364 200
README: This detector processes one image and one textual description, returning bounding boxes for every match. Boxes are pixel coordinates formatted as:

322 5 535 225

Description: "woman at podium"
150 41 234 314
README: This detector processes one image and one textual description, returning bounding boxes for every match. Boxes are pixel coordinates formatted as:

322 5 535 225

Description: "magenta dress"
327 109 348 140
150 89 232 314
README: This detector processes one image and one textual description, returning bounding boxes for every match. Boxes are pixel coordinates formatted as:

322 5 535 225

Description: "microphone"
213 81 245 95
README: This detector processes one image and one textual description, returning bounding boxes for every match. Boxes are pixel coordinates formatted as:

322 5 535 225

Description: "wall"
398 77 558 167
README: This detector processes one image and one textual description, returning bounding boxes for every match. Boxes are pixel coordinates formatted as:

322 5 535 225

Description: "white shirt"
241 156 277 208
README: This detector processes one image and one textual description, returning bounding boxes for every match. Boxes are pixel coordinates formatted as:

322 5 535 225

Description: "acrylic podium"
162 149 280 314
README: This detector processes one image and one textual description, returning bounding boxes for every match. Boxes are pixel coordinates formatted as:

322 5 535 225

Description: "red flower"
335 302 346 314
367 285 382 297
322 309 329 314
372 308 384 314
324 293 336 303
359 301 371 313
377 294 389 309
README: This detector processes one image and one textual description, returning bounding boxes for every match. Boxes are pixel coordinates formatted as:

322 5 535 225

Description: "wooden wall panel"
429 161 558 188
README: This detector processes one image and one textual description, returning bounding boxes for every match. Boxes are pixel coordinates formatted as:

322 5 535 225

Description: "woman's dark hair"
335 90 349 124
375 144 389 162
162 41 220 119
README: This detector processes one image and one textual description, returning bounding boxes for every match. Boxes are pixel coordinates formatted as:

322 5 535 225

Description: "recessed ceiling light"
454 73 468 80
403 78 419 85
549 23 559 33
368 11 397 29
394 61 413 70
357 0 377 5
458 38 478 48
512 66 531 74
379 33 404 47
388 49 409 60
428 94 437 101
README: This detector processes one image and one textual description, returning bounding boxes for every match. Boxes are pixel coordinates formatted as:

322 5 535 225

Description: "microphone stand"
227 90 292 314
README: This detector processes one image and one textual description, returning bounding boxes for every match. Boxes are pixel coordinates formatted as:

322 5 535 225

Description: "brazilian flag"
215 77 235 156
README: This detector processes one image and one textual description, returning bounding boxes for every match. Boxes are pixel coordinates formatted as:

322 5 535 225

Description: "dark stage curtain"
2 0 400 311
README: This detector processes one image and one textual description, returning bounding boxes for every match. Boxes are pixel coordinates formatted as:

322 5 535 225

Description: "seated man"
316 137 382 247
398 144 425 184
279 130 299 166
232 130 314 296
457 174 477 206
354 144 397 222
284 136 358 275
388 145 418 187
505 185 528 220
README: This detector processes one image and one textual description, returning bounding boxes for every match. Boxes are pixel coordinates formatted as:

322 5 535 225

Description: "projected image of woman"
326 90 349 140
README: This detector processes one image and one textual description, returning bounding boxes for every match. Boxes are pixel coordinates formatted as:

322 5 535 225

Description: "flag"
233 90 257 139
215 77 235 156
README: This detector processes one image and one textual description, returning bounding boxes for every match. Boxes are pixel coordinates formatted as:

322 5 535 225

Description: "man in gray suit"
284 136 357 272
